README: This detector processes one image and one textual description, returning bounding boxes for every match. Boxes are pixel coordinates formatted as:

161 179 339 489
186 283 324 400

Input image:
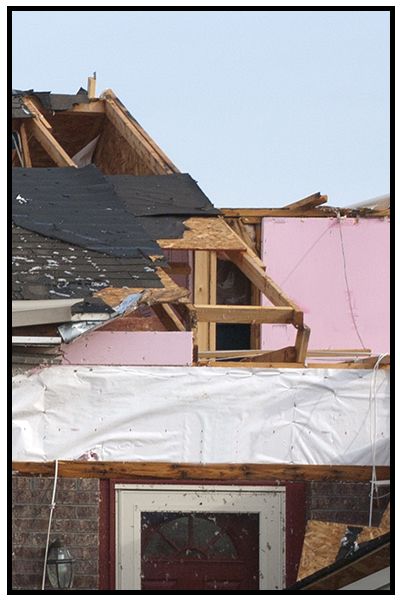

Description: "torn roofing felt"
12 165 163 259
109 173 220 239
12 224 163 301
109 174 219 216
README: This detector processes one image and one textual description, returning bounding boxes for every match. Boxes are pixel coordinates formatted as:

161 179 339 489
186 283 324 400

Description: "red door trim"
98 478 306 590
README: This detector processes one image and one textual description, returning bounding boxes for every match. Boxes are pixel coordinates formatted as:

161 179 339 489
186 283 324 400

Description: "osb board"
157 217 248 251
94 118 155 175
49 113 105 158
297 503 390 581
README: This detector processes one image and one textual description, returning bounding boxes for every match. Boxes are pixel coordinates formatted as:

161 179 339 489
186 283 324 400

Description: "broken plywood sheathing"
157 217 247 251
297 503 390 582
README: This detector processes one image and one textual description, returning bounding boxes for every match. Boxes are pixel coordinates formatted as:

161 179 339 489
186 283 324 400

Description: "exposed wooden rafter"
284 192 328 211
101 89 178 175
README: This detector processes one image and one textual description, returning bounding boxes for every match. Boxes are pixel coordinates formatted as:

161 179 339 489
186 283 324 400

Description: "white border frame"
115 484 285 591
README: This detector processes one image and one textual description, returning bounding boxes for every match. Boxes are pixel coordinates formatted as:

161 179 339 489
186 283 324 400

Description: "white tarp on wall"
12 366 390 465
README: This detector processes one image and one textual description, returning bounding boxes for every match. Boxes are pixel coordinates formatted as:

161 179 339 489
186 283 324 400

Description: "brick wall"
306 481 390 526
12 476 100 591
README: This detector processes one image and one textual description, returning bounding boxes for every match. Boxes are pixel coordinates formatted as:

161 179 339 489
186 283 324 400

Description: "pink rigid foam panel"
62 331 193 366
261 217 389 354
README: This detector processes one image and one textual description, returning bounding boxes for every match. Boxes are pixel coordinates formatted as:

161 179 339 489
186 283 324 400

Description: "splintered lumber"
295 325 311 363
158 217 248 251
194 305 295 324
221 207 389 218
284 192 328 211
102 89 177 175
11 461 390 482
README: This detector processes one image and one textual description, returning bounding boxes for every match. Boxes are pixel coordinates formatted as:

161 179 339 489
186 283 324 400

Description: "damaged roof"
12 223 162 301
11 88 89 117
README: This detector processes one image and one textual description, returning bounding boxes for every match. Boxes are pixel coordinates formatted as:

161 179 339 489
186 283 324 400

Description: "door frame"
115 484 285 591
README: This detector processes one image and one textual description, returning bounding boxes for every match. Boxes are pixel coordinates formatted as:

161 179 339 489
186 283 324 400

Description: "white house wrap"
12 365 390 465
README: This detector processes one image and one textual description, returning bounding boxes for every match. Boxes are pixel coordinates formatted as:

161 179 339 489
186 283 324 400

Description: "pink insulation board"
261 217 390 354
62 331 193 366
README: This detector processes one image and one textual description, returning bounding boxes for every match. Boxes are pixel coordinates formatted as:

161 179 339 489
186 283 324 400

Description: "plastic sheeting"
12 366 389 465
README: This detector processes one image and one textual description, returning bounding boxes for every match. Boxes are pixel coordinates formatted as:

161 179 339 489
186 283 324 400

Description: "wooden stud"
194 305 295 324
194 251 212 351
19 123 32 167
87 74 97 99
11 461 390 482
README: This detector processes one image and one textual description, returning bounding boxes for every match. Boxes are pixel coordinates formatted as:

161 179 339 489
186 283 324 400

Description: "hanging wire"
336 214 367 350
368 354 389 526
41 459 59 590
12 132 24 167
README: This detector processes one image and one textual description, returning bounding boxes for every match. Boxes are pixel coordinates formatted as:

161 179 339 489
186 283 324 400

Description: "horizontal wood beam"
221 208 389 218
200 360 390 370
66 100 105 114
11 461 390 482
194 305 295 324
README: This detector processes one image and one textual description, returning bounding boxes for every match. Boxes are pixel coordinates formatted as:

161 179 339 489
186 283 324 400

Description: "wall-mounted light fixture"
46 538 75 589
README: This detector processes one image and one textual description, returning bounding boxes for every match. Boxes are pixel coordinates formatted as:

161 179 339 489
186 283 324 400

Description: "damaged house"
11 80 390 591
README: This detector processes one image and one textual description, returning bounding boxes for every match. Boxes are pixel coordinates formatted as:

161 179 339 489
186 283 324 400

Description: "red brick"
53 519 98 533
75 505 99 519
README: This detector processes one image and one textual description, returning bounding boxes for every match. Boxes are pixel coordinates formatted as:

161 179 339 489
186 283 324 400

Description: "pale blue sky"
11 9 390 208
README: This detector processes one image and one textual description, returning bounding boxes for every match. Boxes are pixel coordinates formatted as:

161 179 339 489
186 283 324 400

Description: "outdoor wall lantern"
46 538 75 589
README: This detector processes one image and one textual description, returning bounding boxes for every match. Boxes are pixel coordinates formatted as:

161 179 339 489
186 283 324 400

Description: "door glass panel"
141 512 259 590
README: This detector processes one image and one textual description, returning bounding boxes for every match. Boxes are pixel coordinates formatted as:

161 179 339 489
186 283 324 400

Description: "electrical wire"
368 354 389 526
336 215 367 350
41 459 59 590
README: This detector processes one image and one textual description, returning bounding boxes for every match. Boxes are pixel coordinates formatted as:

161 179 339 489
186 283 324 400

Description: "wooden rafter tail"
101 88 178 175
284 192 328 211
295 325 311 364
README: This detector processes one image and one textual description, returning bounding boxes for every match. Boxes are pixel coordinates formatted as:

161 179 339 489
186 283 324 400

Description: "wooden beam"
28 118 77 167
22 96 52 129
152 303 187 332
165 262 192 276
284 192 328 211
201 360 389 370
11 461 390 482
227 250 303 324
194 305 295 324
66 100 105 114
295 325 311 363
103 91 177 174
221 208 389 219
19 123 32 167
193 251 217 351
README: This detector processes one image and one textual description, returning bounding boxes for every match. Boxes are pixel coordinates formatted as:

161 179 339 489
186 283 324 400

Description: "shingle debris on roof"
12 224 162 301
12 165 163 259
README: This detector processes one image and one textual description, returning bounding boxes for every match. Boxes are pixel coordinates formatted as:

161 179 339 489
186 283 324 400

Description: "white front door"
116 484 285 591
